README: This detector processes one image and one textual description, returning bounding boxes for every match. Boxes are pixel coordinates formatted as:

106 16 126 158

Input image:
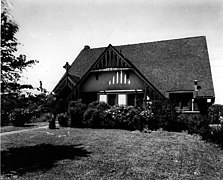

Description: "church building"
53 36 215 114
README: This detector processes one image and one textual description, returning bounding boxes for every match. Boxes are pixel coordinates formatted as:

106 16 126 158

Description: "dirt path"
0 125 48 136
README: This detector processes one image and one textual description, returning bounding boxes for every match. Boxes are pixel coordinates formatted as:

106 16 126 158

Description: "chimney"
194 80 198 92
194 80 198 98
84 45 90 50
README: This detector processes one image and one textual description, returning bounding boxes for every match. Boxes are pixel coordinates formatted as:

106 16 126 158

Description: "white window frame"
99 94 107 103
118 94 127 106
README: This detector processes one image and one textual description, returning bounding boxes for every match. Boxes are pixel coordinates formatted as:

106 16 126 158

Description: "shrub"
9 108 33 126
37 113 52 122
206 105 223 148
208 123 223 148
150 100 179 131
177 113 223 148
126 106 142 131
83 104 150 131
177 114 209 134
105 106 142 130
208 104 223 124
57 113 69 127
139 109 156 130
83 101 110 128
68 100 87 127
1 93 55 126
83 108 105 128
1 95 18 126
87 101 111 110
1 113 11 126
124 106 142 131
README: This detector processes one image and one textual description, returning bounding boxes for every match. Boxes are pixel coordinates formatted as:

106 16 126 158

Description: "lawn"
1 127 223 180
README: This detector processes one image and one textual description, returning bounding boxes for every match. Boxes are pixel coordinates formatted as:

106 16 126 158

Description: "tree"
1 0 38 126
1 0 38 96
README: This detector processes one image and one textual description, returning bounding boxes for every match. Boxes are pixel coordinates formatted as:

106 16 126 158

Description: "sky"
10 0 223 104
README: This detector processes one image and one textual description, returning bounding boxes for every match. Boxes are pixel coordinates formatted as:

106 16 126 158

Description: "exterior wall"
80 70 145 92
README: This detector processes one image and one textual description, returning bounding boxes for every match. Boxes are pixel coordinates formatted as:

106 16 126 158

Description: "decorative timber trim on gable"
74 44 165 100
92 45 130 70
53 74 79 95
108 71 131 85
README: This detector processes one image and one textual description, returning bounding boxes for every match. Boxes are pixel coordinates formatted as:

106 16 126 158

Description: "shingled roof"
66 36 214 98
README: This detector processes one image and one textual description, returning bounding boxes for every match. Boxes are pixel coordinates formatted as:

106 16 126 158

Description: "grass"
1 127 223 180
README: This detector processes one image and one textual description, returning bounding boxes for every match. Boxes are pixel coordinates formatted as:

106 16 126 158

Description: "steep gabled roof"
66 36 215 97
53 73 79 95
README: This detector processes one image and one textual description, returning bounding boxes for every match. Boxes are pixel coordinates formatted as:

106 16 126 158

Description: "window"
118 94 126 105
169 92 193 111
99 92 144 107
99 94 127 106
99 94 107 103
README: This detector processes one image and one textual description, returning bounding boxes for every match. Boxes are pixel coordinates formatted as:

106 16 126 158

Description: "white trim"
181 111 200 114
91 68 131 72
120 71 123 84
112 76 115 84
99 89 143 93
207 99 211 103
116 72 119 84
124 74 127 84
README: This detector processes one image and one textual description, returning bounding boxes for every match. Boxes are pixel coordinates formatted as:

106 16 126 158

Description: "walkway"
0 125 48 136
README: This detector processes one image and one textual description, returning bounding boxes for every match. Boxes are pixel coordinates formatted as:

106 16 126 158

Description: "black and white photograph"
1 0 223 179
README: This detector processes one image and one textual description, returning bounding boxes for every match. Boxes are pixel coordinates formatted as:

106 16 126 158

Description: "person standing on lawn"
48 93 64 129
48 93 57 129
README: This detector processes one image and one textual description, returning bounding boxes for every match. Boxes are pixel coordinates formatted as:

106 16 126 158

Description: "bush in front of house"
9 108 33 126
139 109 156 130
208 104 223 124
206 105 223 148
124 106 142 131
176 114 210 135
83 102 172 131
150 100 179 131
68 100 87 127
104 105 143 130
87 101 111 111
57 113 69 127
207 123 223 148
212 124 223 148
177 109 223 148
83 101 110 128
36 113 52 122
